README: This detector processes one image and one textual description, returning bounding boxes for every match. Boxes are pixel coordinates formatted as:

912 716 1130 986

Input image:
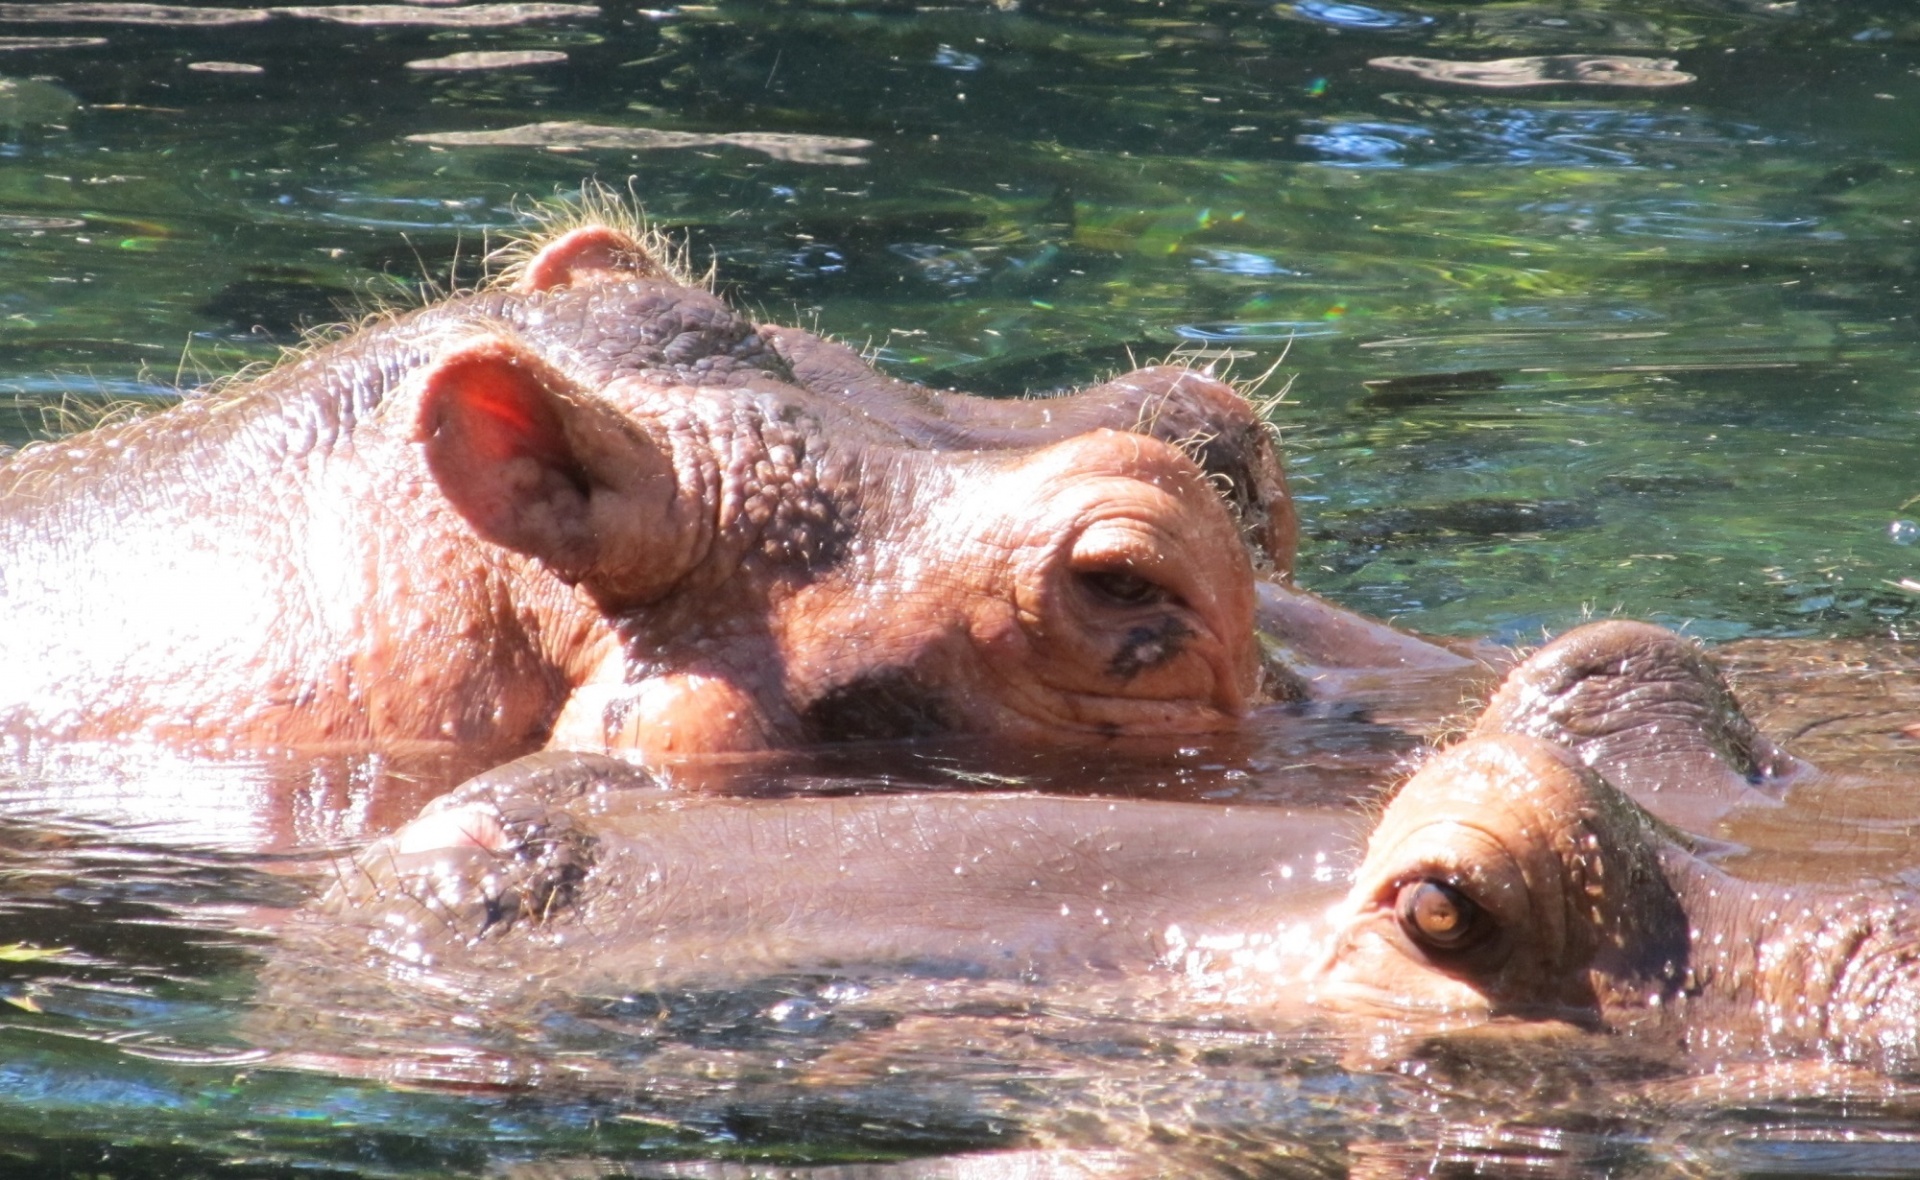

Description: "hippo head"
1317 734 1692 1025
403 223 1275 757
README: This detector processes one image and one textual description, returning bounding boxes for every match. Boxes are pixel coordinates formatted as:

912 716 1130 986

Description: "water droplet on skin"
765 996 830 1033
818 980 869 1004
1891 519 1919 545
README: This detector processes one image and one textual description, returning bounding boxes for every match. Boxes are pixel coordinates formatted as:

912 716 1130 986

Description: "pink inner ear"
515 225 655 293
417 342 598 573
448 354 573 468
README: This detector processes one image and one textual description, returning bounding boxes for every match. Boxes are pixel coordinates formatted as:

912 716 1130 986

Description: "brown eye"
1078 569 1172 607
1395 879 1490 953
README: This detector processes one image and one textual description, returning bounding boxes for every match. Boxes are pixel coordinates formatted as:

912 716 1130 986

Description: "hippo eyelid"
1076 568 1180 609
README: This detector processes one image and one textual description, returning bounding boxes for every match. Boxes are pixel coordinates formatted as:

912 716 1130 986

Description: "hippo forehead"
465 276 790 388
396 274 1289 566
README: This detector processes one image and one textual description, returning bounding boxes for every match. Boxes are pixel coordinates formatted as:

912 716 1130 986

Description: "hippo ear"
513 225 669 293
413 337 687 598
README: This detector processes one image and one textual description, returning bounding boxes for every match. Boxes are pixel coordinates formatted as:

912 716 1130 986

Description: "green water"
4 0 1920 1175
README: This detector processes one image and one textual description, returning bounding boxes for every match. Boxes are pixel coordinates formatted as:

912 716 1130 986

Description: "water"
2 0 1920 1174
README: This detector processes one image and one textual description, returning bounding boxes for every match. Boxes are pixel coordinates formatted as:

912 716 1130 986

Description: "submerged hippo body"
266 619 1920 1076
279 751 1352 1003
0 215 1346 760
249 639 1920 1180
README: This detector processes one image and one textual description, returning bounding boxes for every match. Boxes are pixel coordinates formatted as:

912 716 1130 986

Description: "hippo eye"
1078 569 1173 608
1395 879 1492 954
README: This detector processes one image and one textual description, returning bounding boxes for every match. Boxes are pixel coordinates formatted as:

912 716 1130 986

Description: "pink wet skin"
296 754 1361 1000
0 218 1387 765
388 802 512 856
1317 734 1920 1070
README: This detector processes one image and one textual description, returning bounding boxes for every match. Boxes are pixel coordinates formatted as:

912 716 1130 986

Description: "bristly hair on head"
489 179 708 291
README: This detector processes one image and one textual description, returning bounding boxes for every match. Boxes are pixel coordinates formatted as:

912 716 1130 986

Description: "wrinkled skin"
1471 619 1808 833
0 219 1477 762
1321 732 1920 1070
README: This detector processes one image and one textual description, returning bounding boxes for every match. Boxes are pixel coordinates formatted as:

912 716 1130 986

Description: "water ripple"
407 122 871 165
1370 54 1693 89
1301 103 1771 169
1287 1 1433 32
1175 321 1340 341
405 50 568 72
932 44 982 72
1191 248 1299 277
888 242 985 288
1610 200 1828 242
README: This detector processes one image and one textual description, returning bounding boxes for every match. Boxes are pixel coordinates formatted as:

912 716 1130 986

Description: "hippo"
1320 623 1920 1068
0 204 1476 766
259 617 1918 1079
255 621 1812 1028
